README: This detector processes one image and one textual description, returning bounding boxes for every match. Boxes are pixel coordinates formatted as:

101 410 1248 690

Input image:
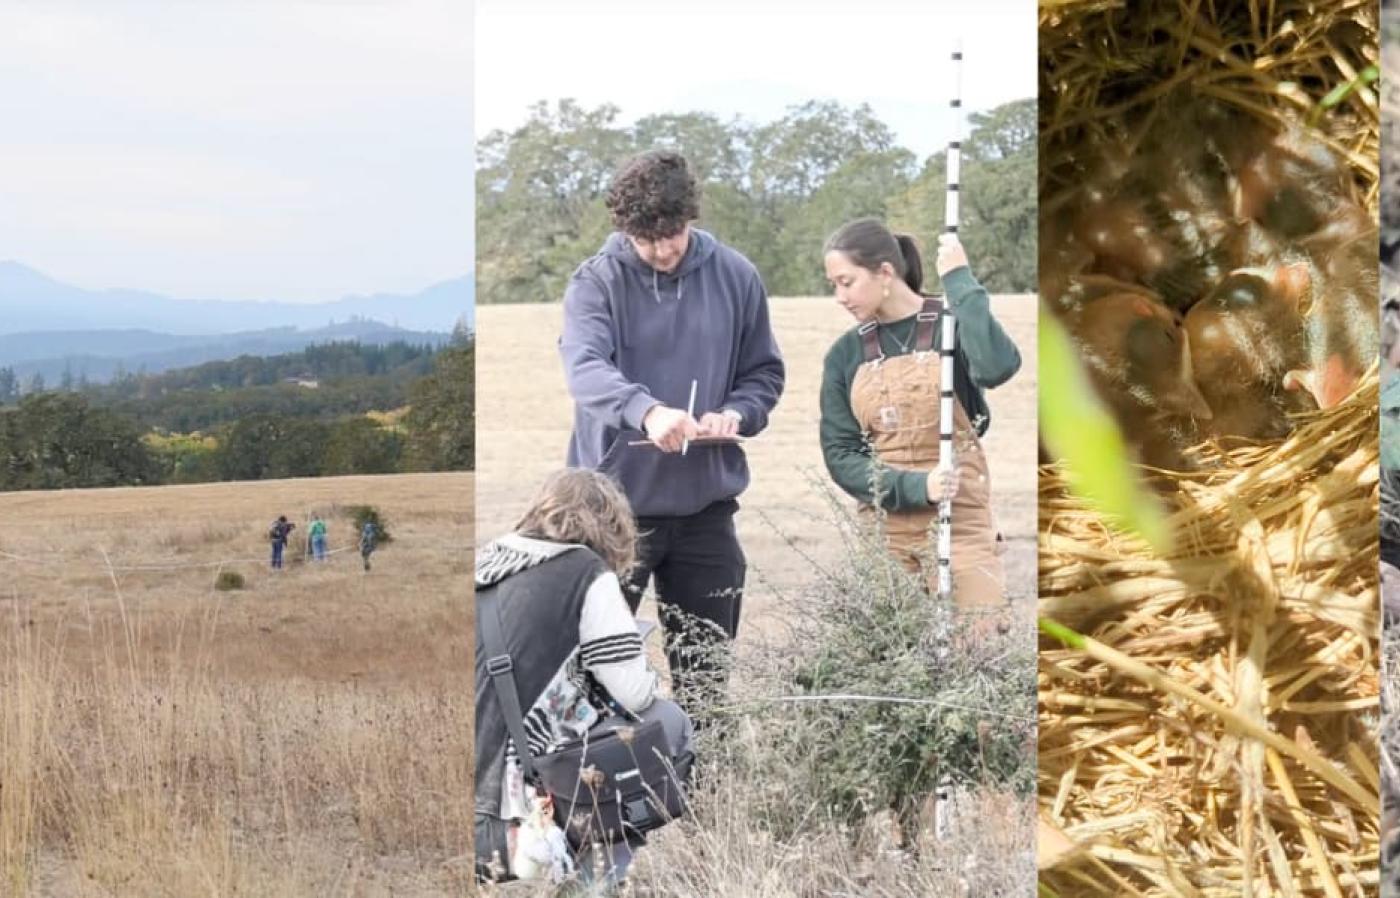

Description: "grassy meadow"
0 473 472 897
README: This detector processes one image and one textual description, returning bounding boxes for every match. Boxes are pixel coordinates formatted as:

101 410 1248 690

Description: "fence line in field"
1 535 465 575
0 542 361 573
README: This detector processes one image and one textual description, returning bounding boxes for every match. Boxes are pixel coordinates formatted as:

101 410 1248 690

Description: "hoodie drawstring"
650 269 684 303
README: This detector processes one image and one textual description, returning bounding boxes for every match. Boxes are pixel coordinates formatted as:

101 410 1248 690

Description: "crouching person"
475 468 695 888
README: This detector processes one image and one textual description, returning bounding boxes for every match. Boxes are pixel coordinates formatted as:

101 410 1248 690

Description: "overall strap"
857 321 883 363
914 295 945 352
478 588 538 784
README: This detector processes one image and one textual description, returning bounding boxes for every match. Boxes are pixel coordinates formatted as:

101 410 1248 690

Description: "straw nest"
1040 0 1379 211
1039 2 1380 895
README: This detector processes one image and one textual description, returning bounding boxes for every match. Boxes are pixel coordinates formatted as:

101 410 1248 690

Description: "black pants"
623 499 745 714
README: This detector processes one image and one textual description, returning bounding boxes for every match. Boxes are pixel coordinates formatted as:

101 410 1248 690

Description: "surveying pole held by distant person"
558 149 785 713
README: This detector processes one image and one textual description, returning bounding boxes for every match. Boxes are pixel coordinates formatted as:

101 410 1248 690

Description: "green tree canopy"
0 393 159 490
403 333 475 471
476 97 1036 302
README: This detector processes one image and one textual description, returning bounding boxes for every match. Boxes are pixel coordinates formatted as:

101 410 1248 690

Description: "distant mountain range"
0 261 473 384
1 321 453 384
0 261 472 334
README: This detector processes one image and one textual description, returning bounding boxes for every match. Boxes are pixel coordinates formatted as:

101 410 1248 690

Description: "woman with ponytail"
819 217 1021 608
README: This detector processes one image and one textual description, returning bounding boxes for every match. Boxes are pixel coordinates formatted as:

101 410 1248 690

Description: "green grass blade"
1038 304 1172 553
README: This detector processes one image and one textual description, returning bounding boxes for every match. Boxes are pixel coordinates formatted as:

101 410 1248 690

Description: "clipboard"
627 435 746 447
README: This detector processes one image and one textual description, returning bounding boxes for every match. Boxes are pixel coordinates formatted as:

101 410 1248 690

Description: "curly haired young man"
558 149 786 713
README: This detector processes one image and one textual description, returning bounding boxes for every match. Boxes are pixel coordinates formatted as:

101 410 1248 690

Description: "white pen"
682 378 697 456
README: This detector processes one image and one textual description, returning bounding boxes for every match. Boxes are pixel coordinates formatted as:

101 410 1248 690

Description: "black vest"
474 546 607 817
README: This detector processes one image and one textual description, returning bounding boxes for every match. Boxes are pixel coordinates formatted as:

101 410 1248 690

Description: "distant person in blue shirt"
558 149 786 713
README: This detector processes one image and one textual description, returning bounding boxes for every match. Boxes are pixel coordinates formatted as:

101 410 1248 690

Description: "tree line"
476 97 1035 305
105 340 439 394
0 334 474 490
0 341 443 433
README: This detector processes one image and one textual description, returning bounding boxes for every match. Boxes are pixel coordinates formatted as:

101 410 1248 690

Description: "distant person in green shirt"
309 514 328 561
819 218 1021 608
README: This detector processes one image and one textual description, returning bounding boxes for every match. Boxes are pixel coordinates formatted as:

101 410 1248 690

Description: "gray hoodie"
559 228 785 517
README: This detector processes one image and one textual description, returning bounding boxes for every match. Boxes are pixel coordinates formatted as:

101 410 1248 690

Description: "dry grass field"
476 293 1038 630
0 473 472 897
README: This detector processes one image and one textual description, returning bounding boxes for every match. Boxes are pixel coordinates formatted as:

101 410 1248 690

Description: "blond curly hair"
514 468 637 575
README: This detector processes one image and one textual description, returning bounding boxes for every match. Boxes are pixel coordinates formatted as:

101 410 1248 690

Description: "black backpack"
475 589 692 882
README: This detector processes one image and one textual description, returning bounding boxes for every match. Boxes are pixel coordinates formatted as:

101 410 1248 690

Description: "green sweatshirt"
819 266 1022 511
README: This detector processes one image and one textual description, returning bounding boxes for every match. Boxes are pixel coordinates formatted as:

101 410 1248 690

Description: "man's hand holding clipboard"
635 387 747 450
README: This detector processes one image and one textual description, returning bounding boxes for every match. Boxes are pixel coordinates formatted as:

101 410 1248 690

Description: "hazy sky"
476 0 1037 161
0 2 472 303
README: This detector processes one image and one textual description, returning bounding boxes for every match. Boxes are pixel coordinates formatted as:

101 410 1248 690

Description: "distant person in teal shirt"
309 515 328 561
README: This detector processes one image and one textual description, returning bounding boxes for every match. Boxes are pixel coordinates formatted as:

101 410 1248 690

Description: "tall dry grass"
482 491 1036 897
0 474 472 897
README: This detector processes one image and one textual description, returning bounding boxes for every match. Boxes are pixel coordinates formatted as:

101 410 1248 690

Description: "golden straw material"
1038 5 1379 889
1040 0 1378 209
1041 367 1380 895
1039 2 1379 893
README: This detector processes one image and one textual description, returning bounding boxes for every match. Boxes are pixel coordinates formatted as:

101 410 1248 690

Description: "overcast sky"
0 1 472 303
476 0 1037 162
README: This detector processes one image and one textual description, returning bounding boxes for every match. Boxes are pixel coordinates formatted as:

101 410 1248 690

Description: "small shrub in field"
679 483 1035 830
214 571 245 591
607 489 1036 896
344 505 392 544
657 494 1035 836
783 525 1036 829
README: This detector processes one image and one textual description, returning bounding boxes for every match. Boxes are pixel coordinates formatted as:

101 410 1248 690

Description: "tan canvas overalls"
849 297 1005 607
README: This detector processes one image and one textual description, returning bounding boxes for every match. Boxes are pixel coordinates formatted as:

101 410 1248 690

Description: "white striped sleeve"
579 571 657 713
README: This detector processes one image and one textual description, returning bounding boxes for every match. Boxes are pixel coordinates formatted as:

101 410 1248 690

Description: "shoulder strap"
914 295 946 352
478 587 539 784
857 321 883 363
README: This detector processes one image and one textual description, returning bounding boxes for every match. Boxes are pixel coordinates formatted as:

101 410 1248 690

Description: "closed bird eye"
1219 273 1267 307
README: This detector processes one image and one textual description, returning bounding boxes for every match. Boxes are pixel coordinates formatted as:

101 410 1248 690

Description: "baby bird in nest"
1047 95 1378 469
